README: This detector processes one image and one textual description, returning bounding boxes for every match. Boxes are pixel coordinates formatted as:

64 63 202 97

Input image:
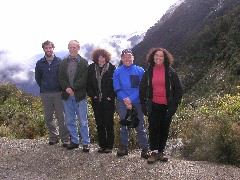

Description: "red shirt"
152 64 167 105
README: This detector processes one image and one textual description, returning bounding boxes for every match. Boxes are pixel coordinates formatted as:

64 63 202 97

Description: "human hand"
123 97 131 105
126 103 132 110
66 88 74 96
124 97 132 109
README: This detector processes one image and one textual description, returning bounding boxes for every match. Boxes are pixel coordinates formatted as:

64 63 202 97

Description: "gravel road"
0 138 239 180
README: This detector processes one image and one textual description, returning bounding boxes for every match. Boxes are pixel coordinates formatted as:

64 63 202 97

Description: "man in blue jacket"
113 49 150 159
35 40 69 146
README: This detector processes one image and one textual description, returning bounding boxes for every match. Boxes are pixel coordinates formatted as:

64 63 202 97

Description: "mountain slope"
133 0 240 93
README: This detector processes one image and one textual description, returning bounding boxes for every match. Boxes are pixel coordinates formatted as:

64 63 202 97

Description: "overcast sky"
0 0 178 64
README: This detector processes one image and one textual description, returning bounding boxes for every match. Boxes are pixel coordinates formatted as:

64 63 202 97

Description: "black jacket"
87 63 116 101
59 55 88 102
35 56 62 93
140 65 183 117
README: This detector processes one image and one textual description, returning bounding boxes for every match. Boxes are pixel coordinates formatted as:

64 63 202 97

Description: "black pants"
92 99 115 149
148 102 171 152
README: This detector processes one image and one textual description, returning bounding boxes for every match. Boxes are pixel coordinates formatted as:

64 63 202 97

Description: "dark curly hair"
42 40 55 49
92 48 111 63
146 48 174 67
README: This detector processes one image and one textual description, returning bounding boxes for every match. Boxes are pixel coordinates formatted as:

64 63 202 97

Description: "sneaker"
141 149 151 159
97 147 105 153
67 142 79 150
117 145 128 157
147 152 160 164
104 148 112 153
83 145 90 152
49 140 59 145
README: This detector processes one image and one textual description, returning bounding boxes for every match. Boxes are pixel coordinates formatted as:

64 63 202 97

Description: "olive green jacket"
59 55 88 102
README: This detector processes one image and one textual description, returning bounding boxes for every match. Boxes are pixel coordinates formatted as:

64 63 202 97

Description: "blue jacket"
35 56 62 93
113 64 144 104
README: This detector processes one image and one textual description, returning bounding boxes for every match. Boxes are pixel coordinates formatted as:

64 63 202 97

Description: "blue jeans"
117 101 149 150
63 96 90 145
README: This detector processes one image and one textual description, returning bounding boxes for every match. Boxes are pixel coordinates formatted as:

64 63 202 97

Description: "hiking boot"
158 152 168 162
147 152 160 164
82 145 90 152
117 145 128 157
141 149 151 159
97 147 105 153
67 142 79 150
104 148 112 153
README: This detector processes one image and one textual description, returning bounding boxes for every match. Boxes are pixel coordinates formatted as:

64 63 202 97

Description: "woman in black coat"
140 48 183 164
87 48 115 153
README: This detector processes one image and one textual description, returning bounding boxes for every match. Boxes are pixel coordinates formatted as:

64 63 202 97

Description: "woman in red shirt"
140 48 183 164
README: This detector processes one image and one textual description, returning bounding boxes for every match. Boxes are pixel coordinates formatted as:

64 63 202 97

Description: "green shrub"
0 84 46 139
176 93 240 166
0 125 13 137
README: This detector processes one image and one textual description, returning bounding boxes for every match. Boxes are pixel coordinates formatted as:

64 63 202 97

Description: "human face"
43 44 54 58
98 55 106 67
68 41 80 58
154 50 164 66
121 53 134 67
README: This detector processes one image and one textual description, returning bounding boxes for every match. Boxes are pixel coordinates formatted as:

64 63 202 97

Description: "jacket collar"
41 55 57 63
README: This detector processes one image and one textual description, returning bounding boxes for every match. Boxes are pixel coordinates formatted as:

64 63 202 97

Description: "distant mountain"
0 32 145 95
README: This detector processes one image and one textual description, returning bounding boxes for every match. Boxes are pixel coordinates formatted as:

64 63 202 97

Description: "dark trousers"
92 99 115 149
148 102 171 152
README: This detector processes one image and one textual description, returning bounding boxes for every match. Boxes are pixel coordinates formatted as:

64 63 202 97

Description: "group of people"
35 40 183 164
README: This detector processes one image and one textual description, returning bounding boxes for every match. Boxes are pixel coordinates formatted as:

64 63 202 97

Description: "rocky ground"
0 137 239 180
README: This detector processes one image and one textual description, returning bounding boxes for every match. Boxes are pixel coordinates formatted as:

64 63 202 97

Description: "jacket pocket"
130 75 140 88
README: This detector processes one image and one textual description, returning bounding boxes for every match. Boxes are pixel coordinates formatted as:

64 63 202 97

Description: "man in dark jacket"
35 40 69 146
59 40 90 152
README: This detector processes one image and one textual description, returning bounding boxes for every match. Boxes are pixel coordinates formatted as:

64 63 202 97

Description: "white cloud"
0 0 178 64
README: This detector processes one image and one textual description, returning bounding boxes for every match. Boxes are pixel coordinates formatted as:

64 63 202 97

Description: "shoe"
158 152 168 162
62 143 69 148
98 147 105 153
141 149 151 159
62 140 70 148
82 145 90 152
117 145 128 157
67 142 79 150
48 140 59 145
104 148 112 153
147 152 160 164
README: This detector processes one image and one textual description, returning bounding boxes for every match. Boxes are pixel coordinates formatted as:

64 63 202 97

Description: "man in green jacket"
59 40 90 152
